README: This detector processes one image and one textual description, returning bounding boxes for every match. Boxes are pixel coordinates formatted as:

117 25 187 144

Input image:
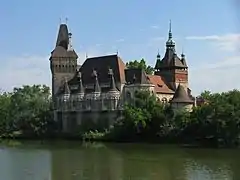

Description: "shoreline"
0 135 237 149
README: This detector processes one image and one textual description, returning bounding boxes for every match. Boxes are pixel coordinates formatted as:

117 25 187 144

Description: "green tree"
126 58 154 75
0 85 54 138
111 90 171 141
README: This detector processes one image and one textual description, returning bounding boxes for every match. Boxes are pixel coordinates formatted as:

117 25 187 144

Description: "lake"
0 141 239 180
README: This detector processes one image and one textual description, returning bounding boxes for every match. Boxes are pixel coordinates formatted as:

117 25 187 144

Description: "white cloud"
186 33 240 52
0 55 50 92
150 25 159 29
0 51 99 92
189 55 240 95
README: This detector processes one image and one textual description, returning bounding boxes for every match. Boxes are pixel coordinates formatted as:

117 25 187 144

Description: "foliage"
0 85 54 138
109 91 173 141
126 59 154 75
108 89 240 147
82 130 108 141
1 83 240 148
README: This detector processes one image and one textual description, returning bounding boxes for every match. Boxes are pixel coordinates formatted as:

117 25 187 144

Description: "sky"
0 0 240 95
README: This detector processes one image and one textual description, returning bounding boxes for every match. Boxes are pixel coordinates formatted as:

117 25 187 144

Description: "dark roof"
125 68 150 85
50 46 68 59
158 49 187 69
50 23 78 60
80 54 126 90
56 24 69 49
67 49 78 59
171 84 194 103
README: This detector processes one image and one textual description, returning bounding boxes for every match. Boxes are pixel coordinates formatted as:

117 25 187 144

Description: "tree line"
0 84 239 147
104 90 240 147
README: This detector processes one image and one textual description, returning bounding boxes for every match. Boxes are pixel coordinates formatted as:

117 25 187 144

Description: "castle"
50 22 195 133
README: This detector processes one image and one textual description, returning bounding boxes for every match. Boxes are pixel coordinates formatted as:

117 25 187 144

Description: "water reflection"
0 145 51 180
0 141 239 180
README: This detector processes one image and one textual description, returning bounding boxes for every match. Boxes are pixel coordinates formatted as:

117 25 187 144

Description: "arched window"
161 97 167 104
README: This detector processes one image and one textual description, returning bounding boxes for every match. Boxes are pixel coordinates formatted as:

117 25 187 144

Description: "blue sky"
0 0 240 94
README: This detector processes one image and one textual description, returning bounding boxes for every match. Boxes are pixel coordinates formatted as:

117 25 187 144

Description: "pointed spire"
154 49 162 69
157 49 161 59
63 78 70 95
108 68 117 91
181 47 185 58
77 71 84 93
56 23 69 49
169 19 172 40
166 19 175 48
171 84 193 103
92 70 101 93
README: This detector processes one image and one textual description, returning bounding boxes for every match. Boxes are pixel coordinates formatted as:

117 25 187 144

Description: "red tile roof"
147 75 174 94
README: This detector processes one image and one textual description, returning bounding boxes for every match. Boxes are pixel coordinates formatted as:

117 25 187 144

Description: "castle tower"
154 21 188 90
76 71 85 100
170 84 194 112
49 23 78 97
107 68 120 110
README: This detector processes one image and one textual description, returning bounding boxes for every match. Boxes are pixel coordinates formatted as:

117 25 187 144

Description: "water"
0 141 239 180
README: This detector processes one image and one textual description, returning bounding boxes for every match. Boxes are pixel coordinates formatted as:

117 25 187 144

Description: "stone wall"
56 110 120 133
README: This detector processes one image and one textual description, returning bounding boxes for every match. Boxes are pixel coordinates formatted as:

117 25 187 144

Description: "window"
162 97 167 104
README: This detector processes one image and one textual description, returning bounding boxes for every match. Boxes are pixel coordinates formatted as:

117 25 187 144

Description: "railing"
56 98 121 112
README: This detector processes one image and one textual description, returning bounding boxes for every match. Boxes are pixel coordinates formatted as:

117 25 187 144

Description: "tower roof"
50 23 78 60
56 24 69 49
171 84 193 103
166 20 175 48
157 21 188 69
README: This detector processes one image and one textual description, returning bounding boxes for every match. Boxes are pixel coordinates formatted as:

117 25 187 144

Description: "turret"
91 70 101 99
107 68 120 110
108 68 117 92
62 78 71 102
76 71 85 100
166 20 176 51
154 51 162 71
170 84 194 112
